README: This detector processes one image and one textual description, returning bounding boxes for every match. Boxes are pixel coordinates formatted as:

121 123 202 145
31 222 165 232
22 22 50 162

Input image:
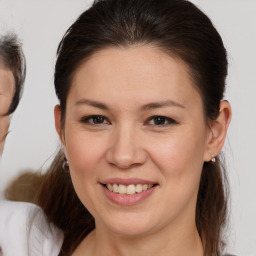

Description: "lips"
100 178 158 205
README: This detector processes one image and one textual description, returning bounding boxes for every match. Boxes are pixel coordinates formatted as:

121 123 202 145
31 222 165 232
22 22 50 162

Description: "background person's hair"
0 33 26 115
37 0 229 255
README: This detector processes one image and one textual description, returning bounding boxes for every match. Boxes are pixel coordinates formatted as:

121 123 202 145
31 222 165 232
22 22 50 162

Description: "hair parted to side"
0 33 26 115
37 1 229 255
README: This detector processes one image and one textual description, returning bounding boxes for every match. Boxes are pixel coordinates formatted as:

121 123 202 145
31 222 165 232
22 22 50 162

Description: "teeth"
113 184 118 193
142 184 148 191
119 184 127 194
135 184 143 193
106 184 154 194
127 184 136 195
107 184 113 192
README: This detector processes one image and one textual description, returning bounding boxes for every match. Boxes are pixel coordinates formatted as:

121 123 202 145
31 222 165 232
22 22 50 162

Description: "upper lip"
100 178 157 186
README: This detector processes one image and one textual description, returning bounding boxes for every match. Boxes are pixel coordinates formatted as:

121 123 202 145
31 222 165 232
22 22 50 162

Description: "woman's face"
58 46 213 237
0 66 15 155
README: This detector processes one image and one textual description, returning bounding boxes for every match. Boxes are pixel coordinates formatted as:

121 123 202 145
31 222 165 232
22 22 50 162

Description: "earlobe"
204 100 232 162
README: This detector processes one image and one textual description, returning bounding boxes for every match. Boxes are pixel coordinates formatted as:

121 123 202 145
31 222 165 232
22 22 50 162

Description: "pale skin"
0 64 15 155
55 45 231 256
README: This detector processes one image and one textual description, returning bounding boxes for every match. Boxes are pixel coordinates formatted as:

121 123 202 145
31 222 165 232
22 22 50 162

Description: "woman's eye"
147 116 177 126
81 115 109 125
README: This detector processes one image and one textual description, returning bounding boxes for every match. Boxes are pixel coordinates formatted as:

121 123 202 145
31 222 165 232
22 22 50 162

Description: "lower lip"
102 185 157 206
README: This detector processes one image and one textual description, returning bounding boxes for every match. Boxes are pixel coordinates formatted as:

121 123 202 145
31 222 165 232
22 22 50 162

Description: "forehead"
69 46 202 109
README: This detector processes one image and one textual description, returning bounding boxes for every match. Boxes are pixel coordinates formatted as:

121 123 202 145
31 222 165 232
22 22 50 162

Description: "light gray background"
0 1 255 255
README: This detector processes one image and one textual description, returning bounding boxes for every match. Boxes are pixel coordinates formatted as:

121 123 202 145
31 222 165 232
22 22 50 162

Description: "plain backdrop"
0 1 255 255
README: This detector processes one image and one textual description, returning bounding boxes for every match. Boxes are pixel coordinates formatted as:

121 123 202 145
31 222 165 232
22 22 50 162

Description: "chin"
100 212 157 238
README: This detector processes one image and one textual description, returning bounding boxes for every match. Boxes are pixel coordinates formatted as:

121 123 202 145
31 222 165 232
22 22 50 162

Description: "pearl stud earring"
211 155 216 163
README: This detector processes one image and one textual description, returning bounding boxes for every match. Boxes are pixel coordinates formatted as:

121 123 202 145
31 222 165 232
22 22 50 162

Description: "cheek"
65 131 105 176
150 127 207 185
63 128 111 200
0 93 12 116
64 130 107 211
148 131 206 219
0 116 10 139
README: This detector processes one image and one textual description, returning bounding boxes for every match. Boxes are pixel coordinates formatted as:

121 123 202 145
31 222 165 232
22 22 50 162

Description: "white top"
0 200 63 256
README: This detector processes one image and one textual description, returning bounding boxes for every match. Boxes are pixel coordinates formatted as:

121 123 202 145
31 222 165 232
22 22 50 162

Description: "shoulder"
0 200 63 256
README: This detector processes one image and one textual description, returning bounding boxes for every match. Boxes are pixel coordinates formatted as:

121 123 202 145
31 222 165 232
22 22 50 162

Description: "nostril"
106 148 148 169
109 161 143 170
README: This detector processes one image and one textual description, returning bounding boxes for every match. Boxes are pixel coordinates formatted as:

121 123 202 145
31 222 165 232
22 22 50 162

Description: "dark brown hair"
37 1 229 255
0 33 26 115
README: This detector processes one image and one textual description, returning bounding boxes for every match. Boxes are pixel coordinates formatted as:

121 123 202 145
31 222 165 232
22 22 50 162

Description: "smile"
106 184 154 195
101 178 158 205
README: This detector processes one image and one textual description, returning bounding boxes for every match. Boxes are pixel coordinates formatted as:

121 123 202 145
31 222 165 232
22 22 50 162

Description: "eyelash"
146 116 178 127
80 115 110 125
80 115 178 127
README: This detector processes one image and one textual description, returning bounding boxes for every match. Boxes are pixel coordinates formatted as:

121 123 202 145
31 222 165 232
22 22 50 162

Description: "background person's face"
0 65 15 155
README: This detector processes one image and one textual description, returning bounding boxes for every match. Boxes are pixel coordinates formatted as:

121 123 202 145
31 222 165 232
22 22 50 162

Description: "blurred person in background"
0 33 62 256
0 33 25 156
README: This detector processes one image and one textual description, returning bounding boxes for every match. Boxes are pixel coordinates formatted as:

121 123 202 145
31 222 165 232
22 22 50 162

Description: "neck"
73 220 204 256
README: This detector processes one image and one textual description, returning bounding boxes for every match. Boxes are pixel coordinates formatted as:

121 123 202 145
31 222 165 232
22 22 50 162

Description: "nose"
106 124 147 169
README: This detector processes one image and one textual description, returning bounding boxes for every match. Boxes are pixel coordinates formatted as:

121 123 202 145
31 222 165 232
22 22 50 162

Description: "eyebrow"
140 99 185 111
75 99 185 111
75 99 109 110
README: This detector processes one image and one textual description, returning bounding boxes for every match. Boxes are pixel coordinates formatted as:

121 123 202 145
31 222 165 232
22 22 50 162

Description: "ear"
204 100 232 162
54 105 65 145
